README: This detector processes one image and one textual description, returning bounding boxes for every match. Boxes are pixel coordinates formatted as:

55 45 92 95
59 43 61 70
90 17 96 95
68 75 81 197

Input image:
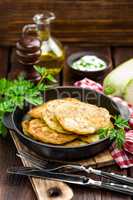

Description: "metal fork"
17 150 76 170
17 150 133 186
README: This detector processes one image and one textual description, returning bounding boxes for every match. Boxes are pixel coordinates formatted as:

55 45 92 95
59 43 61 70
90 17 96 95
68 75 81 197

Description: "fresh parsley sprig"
98 115 128 149
33 65 57 85
0 66 56 137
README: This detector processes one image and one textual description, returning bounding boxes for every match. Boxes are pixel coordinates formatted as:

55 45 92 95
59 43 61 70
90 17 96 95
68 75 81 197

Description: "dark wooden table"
0 45 133 200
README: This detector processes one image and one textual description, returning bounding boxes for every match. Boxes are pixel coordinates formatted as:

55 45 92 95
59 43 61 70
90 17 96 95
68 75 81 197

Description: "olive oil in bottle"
23 11 65 76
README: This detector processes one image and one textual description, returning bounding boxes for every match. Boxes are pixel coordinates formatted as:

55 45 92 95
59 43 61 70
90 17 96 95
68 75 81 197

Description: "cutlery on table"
17 150 133 186
7 166 133 196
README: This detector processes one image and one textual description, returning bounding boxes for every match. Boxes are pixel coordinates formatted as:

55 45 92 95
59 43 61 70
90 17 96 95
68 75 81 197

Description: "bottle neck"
36 23 51 41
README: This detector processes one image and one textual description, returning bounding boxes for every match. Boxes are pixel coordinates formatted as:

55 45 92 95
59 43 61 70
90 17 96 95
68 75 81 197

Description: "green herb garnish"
0 66 56 137
98 115 128 149
34 65 57 84
114 115 129 129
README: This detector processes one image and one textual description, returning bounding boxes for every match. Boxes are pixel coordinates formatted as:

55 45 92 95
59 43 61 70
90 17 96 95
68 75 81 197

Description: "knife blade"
7 167 90 185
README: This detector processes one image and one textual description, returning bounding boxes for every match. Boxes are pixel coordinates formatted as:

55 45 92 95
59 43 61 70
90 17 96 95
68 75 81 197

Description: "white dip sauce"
72 55 106 71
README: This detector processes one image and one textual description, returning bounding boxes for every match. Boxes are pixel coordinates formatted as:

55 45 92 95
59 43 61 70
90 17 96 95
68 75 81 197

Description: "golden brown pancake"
64 139 87 147
42 98 79 134
55 101 111 135
22 120 30 136
27 103 46 119
26 119 77 145
80 134 99 143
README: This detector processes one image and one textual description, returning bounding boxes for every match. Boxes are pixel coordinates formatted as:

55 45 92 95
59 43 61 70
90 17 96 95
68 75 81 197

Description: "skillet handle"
3 112 15 130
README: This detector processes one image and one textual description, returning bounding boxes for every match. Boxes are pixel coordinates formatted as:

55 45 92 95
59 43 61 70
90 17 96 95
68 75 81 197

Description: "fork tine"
17 150 81 173
17 150 64 170
17 151 50 169
17 153 82 173
17 153 47 170
18 150 48 164
18 150 76 165
17 153 70 172
7 166 34 174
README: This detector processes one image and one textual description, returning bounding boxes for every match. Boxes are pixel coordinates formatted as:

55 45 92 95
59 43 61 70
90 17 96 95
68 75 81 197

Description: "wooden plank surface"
0 47 36 200
112 47 133 66
0 47 9 77
1 1 133 46
0 136 36 200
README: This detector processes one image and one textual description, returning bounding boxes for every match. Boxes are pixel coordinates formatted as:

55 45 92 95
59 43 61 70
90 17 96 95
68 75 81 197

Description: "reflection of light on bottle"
49 38 63 57
41 41 50 53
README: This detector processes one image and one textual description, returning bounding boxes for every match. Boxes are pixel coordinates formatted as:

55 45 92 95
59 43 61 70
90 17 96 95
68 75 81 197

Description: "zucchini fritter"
55 101 111 135
22 119 77 145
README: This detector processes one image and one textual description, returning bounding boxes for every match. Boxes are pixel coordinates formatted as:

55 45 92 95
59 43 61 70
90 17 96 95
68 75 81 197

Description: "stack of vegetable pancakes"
22 98 113 147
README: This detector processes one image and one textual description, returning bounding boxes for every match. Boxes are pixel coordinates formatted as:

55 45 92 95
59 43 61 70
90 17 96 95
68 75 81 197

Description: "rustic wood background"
1 0 133 46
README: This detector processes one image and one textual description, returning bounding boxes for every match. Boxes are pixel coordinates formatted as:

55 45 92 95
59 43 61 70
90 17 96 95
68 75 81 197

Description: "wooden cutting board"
10 131 115 200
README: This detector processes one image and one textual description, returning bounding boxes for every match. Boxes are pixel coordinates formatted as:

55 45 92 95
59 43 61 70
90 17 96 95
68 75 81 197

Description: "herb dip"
72 55 107 71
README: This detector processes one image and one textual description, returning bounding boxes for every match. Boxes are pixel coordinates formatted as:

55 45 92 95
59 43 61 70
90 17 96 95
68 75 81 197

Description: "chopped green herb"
98 116 127 149
114 115 129 129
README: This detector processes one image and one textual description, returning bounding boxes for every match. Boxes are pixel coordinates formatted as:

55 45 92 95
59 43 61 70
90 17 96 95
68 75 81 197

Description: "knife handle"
101 171 133 186
101 182 133 196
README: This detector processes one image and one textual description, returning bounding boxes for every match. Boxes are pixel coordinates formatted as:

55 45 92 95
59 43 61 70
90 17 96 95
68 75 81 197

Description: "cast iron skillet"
3 87 129 161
